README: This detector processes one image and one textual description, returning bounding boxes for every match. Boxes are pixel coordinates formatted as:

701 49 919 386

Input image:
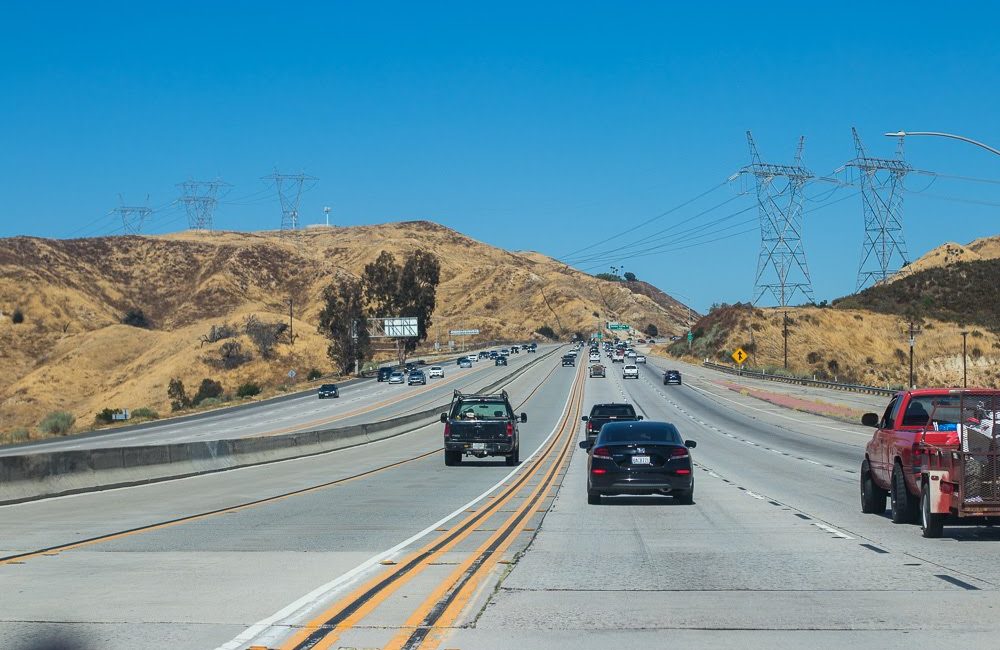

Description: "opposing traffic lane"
1 347 557 456
0 349 577 650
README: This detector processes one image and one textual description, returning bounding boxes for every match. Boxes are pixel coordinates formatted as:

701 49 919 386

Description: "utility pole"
907 320 922 389
961 330 969 388
288 298 294 347
783 311 789 370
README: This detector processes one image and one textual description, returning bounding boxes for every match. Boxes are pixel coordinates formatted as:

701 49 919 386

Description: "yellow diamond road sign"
732 348 748 365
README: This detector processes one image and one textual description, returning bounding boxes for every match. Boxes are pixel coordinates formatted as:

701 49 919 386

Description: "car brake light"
506 423 513 437
675 468 691 475
591 468 607 475
670 448 689 458
593 447 612 459
444 423 451 438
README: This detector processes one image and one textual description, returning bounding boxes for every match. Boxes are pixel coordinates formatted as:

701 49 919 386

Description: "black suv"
495 356 508 366
377 367 394 382
441 390 526 466
663 370 682 385
581 402 642 443
562 354 576 367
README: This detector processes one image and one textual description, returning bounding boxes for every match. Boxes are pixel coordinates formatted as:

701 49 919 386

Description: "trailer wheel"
921 481 945 538
890 463 919 524
860 460 887 514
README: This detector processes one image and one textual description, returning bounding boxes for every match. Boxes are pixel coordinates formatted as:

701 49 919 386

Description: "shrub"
131 407 159 420
4 429 29 444
893 348 907 364
12 308 24 324
193 378 224 405
307 368 323 381
121 308 150 328
168 378 190 411
592 311 599 318
198 397 223 408
94 408 126 424
236 382 262 398
244 314 288 359
972 330 984 338
215 341 252 369
971 347 983 359
39 411 75 435
853 314 864 321
806 351 823 364
623 272 636 282
827 359 840 374
536 325 558 340
644 324 659 338
200 322 238 346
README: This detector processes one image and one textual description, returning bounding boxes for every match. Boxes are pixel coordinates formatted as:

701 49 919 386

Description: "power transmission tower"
113 195 152 235
177 180 228 230
845 127 911 291
741 131 815 307
262 170 317 231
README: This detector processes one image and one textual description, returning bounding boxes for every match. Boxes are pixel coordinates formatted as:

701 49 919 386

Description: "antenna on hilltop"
177 179 229 230
740 131 815 308
262 170 317 231
113 194 153 235
324 206 331 227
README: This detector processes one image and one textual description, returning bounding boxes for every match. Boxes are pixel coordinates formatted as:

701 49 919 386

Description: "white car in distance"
428 366 444 378
623 364 639 379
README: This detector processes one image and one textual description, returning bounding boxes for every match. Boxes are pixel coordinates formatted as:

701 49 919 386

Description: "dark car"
527 343 537 353
317 383 339 399
589 364 606 378
407 369 427 385
580 421 696 505
562 354 576 367
458 358 473 368
581 402 642 443
663 370 682 385
377 367 394 382
495 356 508 366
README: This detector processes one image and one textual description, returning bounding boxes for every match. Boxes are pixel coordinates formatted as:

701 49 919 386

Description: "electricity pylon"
262 170 317 230
178 179 228 230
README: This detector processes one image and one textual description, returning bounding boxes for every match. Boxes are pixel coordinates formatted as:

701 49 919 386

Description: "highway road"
3 348 1000 649
0 347 557 456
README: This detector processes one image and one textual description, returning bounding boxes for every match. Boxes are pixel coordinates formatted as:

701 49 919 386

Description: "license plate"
631 455 650 465
472 443 486 450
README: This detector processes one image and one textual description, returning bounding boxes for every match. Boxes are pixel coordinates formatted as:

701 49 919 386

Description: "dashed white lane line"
813 522 854 539
744 490 766 500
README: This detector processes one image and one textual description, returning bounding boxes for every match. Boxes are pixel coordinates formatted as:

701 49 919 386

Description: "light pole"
884 131 1000 157
961 330 969 388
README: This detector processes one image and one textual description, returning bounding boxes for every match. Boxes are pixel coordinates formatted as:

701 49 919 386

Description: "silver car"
388 371 405 384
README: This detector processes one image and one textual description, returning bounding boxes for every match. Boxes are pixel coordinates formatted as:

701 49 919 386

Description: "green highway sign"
687 331 694 341
607 322 630 331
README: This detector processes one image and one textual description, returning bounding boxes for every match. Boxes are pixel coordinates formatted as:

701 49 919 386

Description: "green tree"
644 323 659 337
624 271 637 282
167 378 190 411
318 277 372 375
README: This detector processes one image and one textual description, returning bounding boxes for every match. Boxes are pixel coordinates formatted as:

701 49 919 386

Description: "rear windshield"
320 384 337 390
592 405 636 418
452 401 510 419
601 425 681 444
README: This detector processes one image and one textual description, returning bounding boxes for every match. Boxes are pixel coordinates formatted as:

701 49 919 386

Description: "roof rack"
452 389 510 401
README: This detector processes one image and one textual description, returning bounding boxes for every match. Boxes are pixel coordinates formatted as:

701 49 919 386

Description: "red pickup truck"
860 388 1000 530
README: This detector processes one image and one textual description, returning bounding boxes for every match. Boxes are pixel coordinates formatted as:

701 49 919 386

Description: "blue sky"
2 1 999 313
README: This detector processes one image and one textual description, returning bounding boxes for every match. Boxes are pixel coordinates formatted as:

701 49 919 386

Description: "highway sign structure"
369 317 420 338
607 322 630 331
687 331 694 342
732 348 748 365
449 329 480 336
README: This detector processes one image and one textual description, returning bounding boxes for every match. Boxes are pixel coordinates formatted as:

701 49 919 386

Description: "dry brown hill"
893 235 1000 280
0 221 695 437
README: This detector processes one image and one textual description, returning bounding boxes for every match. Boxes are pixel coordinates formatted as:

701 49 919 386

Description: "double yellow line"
277 362 586 650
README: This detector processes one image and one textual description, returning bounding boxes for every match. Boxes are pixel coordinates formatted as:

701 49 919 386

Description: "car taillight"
675 468 691 475
506 423 513 437
587 422 595 432
591 468 607 475
444 423 451 438
593 447 612 459
670 448 689 458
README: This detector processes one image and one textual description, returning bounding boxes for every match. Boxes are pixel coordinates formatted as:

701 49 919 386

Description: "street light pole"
885 131 1000 157
961 330 969 388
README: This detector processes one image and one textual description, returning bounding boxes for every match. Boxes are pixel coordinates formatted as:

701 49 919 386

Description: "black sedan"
663 370 682 385
317 384 339 399
579 421 696 505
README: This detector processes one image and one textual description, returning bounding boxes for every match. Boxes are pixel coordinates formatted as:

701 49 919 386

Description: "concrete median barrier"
0 346 562 505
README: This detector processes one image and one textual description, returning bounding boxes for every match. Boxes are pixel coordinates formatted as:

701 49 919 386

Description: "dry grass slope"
0 221 695 437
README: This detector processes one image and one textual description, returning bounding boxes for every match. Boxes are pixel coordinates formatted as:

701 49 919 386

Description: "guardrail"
702 361 899 397
0 345 563 505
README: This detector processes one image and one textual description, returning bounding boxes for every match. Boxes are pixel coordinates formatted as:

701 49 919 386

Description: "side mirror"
685 440 697 448
861 413 879 427
581 416 589 422
637 416 644 421
440 413 448 423
520 413 528 423
578 440 593 450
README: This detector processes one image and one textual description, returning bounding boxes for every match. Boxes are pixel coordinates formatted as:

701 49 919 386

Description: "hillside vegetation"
0 221 695 437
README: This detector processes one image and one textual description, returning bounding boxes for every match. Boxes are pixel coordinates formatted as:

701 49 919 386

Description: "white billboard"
384 317 419 337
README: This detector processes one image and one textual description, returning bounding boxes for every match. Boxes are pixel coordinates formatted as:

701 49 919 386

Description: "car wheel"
444 450 462 466
860 460 887 514
587 492 601 505
890 463 919 524
921 481 944 538
674 489 694 505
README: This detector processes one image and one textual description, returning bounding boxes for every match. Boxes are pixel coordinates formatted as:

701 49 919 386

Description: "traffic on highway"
4 340 999 650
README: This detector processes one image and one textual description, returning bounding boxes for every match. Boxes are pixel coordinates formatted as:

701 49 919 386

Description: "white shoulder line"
213 372 577 650
685 382 869 436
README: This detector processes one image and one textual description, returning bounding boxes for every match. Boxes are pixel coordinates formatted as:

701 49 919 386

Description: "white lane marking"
744 490 766 500
213 363 578 650
684 383 868 436
804 459 821 465
813 522 853 539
